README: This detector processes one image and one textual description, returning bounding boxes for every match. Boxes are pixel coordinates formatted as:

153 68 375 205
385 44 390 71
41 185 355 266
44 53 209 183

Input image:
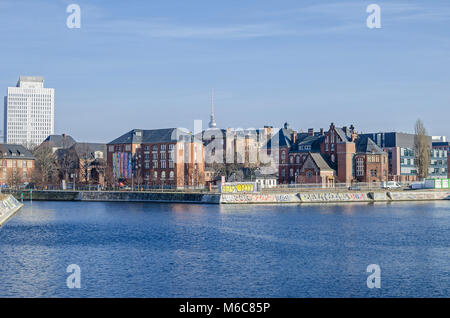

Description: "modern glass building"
360 132 448 180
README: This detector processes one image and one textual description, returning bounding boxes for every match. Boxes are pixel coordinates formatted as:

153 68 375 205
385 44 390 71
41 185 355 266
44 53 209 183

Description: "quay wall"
5 190 450 204
0 195 23 226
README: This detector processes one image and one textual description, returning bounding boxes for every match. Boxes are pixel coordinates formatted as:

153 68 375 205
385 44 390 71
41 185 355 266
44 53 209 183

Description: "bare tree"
7 169 23 189
32 143 58 188
414 119 430 180
58 148 77 185
77 144 92 185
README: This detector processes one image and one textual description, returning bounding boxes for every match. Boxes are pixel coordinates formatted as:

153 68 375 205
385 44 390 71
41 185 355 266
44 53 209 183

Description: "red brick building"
297 152 335 187
107 129 204 189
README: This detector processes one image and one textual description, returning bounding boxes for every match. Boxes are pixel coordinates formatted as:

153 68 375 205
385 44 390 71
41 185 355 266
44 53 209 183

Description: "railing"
261 182 411 192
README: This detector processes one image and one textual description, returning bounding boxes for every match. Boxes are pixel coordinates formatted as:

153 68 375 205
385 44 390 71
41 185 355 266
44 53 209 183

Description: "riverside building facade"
4 76 55 146
107 128 205 189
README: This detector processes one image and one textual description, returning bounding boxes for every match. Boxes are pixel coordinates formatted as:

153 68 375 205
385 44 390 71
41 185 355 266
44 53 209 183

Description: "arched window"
296 156 300 164
161 171 166 179
290 156 294 164
169 171 174 179
281 151 286 163
331 154 335 162
153 171 158 180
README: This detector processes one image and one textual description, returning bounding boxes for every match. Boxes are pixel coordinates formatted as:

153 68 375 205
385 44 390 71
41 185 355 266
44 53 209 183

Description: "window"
307 171 313 178
281 151 286 164
161 171 166 179
125 144 131 152
296 156 300 164
161 144 166 151
153 171 158 180
169 171 174 179
160 160 166 168
290 168 293 177
356 157 364 176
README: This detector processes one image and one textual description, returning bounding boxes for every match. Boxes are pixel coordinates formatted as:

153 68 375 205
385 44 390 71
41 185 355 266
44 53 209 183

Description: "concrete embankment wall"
77 191 221 204
0 195 23 226
9 190 221 204
6 190 450 204
220 191 450 204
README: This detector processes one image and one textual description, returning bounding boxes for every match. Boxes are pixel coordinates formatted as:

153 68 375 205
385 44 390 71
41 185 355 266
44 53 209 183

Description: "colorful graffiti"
299 192 369 202
112 152 132 179
221 182 257 193
220 193 299 203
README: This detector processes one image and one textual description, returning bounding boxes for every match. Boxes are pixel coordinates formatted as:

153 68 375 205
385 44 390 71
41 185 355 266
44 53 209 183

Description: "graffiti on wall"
221 182 257 193
221 193 299 203
299 192 368 202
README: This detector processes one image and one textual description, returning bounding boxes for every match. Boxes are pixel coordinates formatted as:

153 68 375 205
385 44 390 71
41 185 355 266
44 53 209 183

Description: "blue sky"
1 0 449 142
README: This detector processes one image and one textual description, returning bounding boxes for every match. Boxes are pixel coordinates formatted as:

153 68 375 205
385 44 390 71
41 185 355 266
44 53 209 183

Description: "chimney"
320 128 324 136
308 128 314 136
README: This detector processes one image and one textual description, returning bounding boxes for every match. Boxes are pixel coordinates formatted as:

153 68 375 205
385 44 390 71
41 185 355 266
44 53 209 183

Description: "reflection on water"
0 201 449 297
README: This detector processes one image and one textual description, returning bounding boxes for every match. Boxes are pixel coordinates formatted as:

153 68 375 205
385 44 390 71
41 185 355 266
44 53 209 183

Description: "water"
0 201 449 297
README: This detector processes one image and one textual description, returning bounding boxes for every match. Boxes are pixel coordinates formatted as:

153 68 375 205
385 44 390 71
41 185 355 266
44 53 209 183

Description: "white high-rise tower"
4 76 55 146
208 88 217 129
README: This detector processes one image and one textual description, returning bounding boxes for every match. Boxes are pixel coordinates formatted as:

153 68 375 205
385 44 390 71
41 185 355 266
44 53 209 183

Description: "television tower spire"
208 88 217 128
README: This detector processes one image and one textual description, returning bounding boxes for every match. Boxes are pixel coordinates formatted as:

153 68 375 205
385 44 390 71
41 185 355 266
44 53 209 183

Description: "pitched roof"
71 143 107 158
291 135 325 152
43 134 77 148
309 152 334 171
108 128 192 145
264 127 294 149
335 127 353 142
0 144 34 160
355 137 386 154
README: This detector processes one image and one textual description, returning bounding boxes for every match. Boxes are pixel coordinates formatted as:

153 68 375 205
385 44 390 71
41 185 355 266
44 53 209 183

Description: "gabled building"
0 144 34 186
297 152 335 187
353 137 388 183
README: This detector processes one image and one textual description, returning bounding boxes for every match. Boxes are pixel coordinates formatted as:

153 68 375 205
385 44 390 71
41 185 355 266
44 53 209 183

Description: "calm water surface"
0 201 449 297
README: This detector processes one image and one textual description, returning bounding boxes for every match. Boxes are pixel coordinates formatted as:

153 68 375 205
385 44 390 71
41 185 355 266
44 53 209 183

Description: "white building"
4 76 54 146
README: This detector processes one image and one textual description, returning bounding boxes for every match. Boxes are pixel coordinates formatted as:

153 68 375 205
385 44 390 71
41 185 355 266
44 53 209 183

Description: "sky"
0 0 449 142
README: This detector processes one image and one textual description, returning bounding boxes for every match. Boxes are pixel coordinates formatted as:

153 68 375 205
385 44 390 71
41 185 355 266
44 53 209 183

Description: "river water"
0 201 449 297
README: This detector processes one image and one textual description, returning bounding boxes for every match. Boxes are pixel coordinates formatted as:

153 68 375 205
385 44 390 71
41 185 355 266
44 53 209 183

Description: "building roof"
263 127 294 149
308 152 334 171
0 144 34 160
108 128 193 145
355 137 386 154
71 143 106 159
17 76 44 84
291 134 325 152
43 134 77 148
